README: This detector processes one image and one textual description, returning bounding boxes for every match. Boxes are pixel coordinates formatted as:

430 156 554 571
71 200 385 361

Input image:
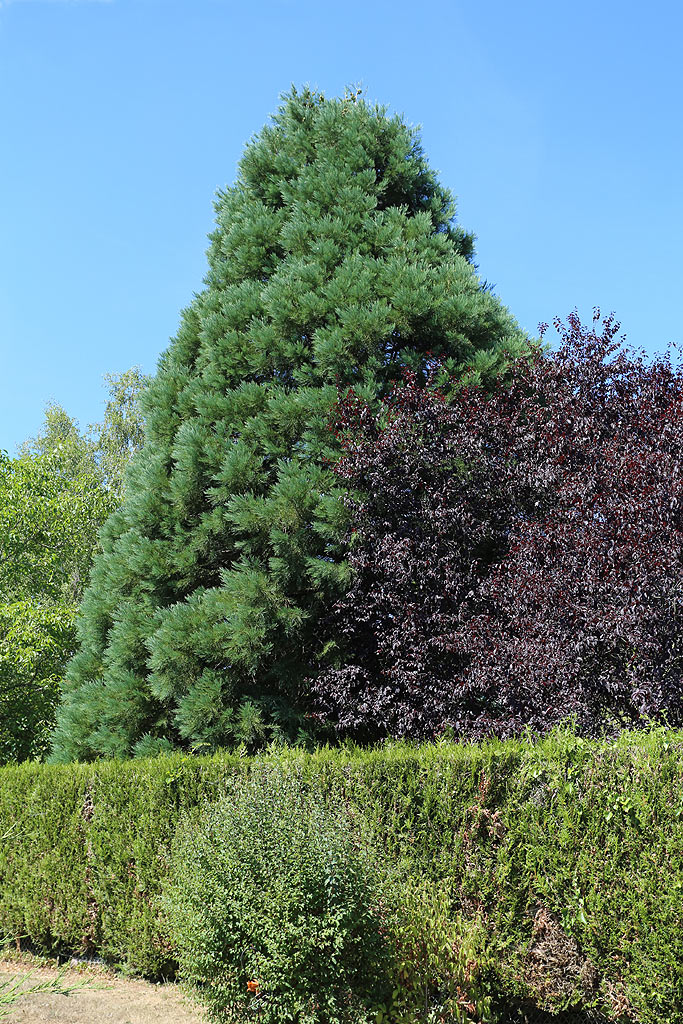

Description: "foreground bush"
168 771 496 1024
167 769 394 1024
1 732 682 1021
315 312 683 740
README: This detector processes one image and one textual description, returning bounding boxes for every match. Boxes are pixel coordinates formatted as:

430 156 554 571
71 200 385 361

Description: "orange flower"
247 980 259 994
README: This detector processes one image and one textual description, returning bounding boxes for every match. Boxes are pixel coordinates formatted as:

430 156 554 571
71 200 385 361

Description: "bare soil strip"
0 958 206 1024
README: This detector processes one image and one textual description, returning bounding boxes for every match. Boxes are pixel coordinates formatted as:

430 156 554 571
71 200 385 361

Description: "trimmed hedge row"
1 730 682 1022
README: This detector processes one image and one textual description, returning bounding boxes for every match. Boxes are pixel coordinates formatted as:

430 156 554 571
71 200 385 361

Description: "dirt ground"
0 957 206 1024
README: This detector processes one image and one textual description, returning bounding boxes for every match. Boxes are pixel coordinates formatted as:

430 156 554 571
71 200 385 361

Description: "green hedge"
1 730 682 1022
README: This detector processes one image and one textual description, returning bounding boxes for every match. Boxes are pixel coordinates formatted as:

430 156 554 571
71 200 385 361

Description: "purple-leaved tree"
313 312 683 740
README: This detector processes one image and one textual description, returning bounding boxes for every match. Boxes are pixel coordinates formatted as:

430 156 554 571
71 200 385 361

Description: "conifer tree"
51 87 528 761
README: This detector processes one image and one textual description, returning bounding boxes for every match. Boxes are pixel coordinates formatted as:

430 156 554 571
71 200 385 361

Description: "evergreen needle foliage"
52 86 527 761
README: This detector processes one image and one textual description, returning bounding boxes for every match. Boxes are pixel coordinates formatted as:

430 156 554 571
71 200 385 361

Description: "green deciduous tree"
0 601 76 763
0 444 110 762
0 370 147 763
52 87 529 763
0 445 111 606
91 366 150 498
20 366 150 501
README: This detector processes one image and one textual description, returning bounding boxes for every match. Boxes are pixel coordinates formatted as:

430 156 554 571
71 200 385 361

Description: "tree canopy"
52 87 528 762
313 313 683 740
0 368 147 763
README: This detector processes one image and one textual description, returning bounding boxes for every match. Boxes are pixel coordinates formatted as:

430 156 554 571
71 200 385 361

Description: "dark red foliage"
313 312 683 740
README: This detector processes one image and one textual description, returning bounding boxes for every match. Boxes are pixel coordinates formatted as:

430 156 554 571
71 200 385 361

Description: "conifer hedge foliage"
3 733 683 1022
52 88 527 761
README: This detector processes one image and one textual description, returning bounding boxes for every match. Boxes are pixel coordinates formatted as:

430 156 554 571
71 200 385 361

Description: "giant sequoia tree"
52 88 527 761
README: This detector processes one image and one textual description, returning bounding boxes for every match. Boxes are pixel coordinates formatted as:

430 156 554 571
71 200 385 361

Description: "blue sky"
1 0 681 453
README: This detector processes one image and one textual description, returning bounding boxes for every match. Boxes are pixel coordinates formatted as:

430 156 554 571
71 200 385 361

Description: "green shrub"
167 771 498 1024
166 768 394 1024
